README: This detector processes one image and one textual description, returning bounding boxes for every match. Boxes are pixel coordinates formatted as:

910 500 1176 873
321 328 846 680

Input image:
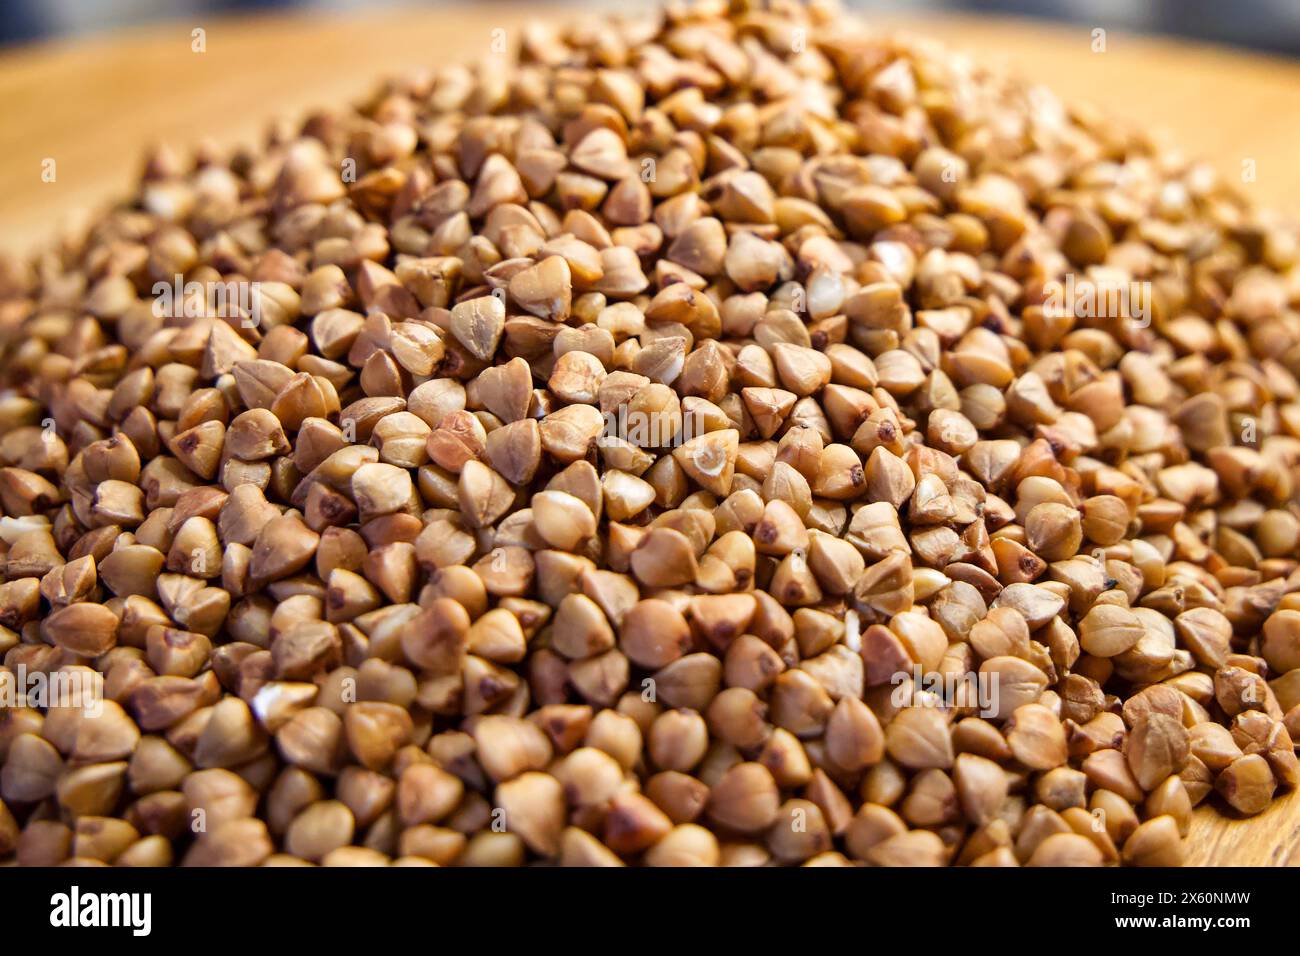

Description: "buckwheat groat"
1 0 1299 867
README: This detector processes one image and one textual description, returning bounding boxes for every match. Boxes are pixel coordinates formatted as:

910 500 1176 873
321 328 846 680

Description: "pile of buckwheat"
1 0 1299 868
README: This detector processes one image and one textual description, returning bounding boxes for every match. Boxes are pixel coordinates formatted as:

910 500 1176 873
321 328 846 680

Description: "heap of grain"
1 0 1299 867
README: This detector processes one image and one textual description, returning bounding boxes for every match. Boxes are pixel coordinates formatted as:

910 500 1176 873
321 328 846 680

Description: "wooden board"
1187 783 1300 866
1 4 1299 864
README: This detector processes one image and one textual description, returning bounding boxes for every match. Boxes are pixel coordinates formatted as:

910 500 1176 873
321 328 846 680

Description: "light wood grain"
1187 785 1300 867
2 4 1299 864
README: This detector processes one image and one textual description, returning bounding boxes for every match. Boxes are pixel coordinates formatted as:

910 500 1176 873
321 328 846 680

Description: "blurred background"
4 0 1300 54
3 0 1299 254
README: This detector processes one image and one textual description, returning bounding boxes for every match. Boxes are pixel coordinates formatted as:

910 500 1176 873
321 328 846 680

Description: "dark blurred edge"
963 0 1300 58
1 0 1299 56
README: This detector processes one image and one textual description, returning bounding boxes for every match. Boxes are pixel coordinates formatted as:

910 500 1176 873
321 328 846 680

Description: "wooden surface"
1187 783 1300 866
2 4 1299 864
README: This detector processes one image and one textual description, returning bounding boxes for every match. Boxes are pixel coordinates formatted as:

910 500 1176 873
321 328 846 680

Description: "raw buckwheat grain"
1 0 1300 867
